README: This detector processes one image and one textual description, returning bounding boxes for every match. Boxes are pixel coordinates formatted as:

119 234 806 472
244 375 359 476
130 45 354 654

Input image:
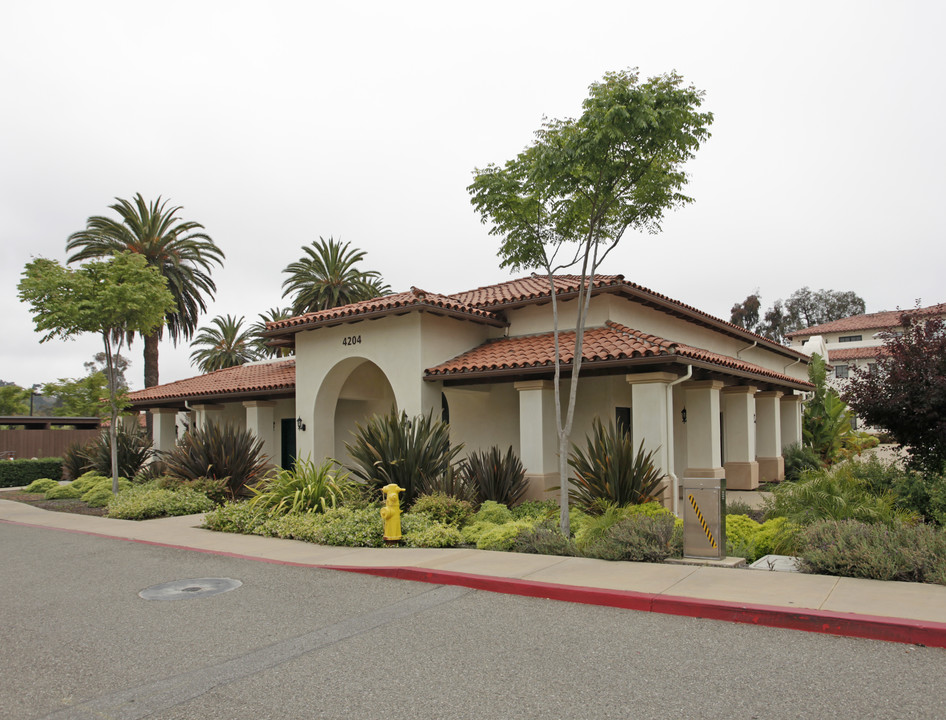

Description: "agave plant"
462 446 529 506
345 409 464 505
248 458 354 515
81 425 154 479
158 422 269 498
567 418 665 512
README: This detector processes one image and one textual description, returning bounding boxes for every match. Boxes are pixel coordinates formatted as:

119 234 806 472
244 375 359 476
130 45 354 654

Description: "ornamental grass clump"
579 514 682 563
247 458 355 516
81 426 154 480
567 419 665 511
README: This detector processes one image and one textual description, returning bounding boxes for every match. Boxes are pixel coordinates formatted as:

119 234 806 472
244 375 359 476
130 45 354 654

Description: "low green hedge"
0 458 63 487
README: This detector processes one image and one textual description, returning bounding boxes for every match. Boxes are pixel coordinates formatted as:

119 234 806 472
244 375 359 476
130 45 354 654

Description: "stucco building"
129 275 814 506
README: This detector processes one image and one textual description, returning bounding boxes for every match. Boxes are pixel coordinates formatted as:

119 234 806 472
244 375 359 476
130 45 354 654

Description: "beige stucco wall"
294 312 491 462
444 383 520 458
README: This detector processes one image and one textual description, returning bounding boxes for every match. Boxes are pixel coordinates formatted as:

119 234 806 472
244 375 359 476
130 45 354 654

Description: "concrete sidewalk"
3 498 946 649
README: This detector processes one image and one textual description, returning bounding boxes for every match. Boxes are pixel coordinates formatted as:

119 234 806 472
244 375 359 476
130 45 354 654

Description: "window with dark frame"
835 364 849 379
838 335 863 343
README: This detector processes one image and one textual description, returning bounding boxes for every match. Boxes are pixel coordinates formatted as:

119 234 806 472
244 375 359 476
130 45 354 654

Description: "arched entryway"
311 358 396 464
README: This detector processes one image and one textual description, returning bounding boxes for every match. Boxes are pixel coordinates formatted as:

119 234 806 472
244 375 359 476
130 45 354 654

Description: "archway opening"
332 360 396 463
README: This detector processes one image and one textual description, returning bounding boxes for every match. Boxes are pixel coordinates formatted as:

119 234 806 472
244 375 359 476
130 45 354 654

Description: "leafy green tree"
845 312 946 472
0 383 30 415
469 69 712 533
85 351 130 393
281 237 389 315
65 193 224 389
803 353 856 465
730 292 762 333
42 372 112 418
189 314 260 372
18 252 176 491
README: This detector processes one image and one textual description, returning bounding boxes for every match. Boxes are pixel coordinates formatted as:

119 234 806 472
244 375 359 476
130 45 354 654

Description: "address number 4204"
342 335 362 346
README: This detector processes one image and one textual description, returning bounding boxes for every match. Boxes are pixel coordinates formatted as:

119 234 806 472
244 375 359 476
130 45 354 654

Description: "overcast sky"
2 1 943 391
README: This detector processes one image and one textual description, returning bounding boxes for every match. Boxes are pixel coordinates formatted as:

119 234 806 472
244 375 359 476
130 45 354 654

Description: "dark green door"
280 418 296 470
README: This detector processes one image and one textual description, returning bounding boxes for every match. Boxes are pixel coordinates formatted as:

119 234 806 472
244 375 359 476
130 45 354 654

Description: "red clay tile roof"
787 304 946 338
425 321 812 389
828 347 888 362
265 287 503 336
128 359 295 406
450 274 809 361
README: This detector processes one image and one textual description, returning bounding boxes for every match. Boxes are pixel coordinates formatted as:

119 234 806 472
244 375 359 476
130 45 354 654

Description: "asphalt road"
2 521 945 720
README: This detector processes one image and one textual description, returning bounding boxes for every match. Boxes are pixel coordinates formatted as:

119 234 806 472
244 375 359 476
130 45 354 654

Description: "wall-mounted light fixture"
681 408 687 424
297 417 306 431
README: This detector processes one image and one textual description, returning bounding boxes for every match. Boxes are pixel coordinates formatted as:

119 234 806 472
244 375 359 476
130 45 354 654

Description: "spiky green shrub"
62 442 89 481
107 483 215 520
764 463 909 526
82 426 154 479
573 501 675 551
346 409 464 506
410 492 474 526
158 422 269 498
415 465 477 504
783 442 823 482
462 446 529 506
23 478 59 494
567 419 665 511
798 520 946 585
248 459 354 515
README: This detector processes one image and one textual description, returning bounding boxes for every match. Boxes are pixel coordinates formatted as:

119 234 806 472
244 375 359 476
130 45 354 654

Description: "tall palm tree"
250 306 294 358
189 315 259 373
66 193 224 388
281 237 389 315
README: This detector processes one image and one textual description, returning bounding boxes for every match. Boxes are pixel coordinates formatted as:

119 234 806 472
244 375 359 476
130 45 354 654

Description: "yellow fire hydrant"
380 483 406 543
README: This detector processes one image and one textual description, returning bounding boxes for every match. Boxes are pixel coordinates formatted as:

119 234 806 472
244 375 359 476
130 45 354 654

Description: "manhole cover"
139 578 242 601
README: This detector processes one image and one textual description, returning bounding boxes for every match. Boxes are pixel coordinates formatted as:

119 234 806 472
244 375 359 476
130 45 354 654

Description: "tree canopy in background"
18 252 176 490
845 313 946 472
0 383 30 416
41 372 112 418
469 68 713 533
730 287 866 343
66 193 224 389
281 237 389 316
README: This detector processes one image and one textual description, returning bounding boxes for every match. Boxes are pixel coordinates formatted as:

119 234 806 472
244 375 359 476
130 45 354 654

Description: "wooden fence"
0 429 100 460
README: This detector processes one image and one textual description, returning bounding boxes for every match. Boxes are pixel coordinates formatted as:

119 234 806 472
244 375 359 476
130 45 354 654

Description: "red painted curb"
320 564 946 649
6 517 946 649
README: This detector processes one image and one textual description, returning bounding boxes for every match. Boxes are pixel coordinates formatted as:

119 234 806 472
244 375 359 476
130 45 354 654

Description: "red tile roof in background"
128 359 295 405
426 321 812 388
265 287 503 333
787 303 946 338
450 274 625 308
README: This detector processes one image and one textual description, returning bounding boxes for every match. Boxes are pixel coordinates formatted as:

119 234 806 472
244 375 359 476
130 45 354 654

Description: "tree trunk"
143 332 159 440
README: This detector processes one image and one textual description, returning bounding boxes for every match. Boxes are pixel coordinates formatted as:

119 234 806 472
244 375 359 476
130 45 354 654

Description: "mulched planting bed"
0 490 108 517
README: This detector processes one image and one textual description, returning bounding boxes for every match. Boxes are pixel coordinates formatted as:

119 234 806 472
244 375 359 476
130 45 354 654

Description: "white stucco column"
149 408 178 454
684 380 725 479
244 400 277 465
191 404 224 430
626 372 677 475
780 394 804 450
515 380 558 500
756 390 785 482
722 385 759 490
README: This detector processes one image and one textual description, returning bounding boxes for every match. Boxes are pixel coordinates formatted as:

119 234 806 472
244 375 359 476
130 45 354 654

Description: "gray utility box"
682 477 727 559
